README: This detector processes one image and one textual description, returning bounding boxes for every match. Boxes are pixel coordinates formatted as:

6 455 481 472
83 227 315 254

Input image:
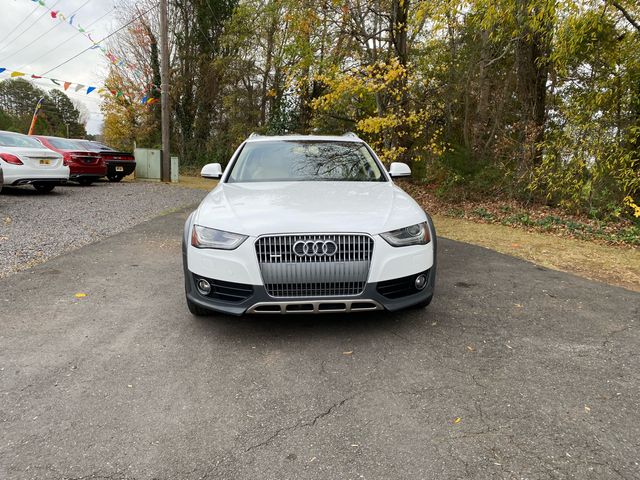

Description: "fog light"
196 278 211 295
414 274 427 290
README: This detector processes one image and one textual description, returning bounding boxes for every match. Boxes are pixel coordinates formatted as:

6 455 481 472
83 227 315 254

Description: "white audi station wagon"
183 133 436 315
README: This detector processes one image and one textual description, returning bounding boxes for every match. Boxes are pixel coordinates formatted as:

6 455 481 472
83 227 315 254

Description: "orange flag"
63 82 71 91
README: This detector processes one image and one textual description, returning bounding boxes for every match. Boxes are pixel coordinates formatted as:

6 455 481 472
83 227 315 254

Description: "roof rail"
342 132 360 138
248 132 262 138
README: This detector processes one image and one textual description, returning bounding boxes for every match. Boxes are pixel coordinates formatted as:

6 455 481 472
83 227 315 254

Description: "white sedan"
183 133 436 316
0 130 68 193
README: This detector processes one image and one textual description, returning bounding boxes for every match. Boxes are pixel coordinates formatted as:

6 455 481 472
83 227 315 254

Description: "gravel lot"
0 181 206 278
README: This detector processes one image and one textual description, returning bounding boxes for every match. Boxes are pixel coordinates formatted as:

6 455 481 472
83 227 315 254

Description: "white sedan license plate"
39 159 51 165
115 166 124 172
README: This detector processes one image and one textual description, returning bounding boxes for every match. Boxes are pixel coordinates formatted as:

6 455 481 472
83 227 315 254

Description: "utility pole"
160 0 171 182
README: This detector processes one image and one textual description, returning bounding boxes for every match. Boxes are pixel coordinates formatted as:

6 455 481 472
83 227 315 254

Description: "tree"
0 79 86 137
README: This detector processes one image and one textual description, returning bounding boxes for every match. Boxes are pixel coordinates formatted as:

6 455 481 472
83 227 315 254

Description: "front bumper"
184 269 435 316
182 210 438 315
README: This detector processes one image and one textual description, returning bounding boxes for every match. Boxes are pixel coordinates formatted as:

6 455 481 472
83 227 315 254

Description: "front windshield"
227 140 386 183
0 132 44 148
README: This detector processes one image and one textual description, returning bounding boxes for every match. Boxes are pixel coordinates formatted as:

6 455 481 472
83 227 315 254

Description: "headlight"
380 222 430 247
191 225 248 250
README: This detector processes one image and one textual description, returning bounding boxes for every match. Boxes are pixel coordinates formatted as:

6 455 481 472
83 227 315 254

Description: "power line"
0 0 93 65
0 3 40 48
15 6 116 71
40 2 159 77
0 0 62 56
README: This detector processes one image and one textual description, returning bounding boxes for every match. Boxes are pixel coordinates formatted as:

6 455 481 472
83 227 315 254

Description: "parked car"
0 162 3 193
182 133 437 316
32 136 106 186
73 140 136 182
0 130 68 193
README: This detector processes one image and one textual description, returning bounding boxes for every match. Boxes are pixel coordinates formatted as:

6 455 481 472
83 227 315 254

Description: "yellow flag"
10 71 25 77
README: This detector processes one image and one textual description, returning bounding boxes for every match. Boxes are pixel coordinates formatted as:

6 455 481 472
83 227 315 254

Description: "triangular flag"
86 86 96 95
141 96 148 104
75 84 85 92
0 68 6 74
31 74 42 79
51 79 60 85
63 82 71 91
97 88 106 94
10 71 25 77
50 11 58 19
68 14 75 25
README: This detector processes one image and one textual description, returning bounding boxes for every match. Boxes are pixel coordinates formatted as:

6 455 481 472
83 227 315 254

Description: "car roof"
244 134 363 144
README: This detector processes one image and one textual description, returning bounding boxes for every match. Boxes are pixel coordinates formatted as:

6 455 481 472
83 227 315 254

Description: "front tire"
107 174 123 182
33 183 55 193
186 297 210 316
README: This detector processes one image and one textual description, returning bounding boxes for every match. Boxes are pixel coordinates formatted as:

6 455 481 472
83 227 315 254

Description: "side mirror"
389 162 411 178
201 163 222 179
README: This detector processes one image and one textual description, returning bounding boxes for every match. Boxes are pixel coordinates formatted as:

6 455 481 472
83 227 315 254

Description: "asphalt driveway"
1 208 639 479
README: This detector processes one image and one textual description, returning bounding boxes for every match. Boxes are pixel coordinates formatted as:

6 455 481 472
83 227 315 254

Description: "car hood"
193 181 426 236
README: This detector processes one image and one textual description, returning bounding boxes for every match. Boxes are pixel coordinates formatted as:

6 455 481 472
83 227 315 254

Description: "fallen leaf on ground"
74 293 87 298
342 351 353 355
453 417 462 424
584 405 591 413
466 345 475 352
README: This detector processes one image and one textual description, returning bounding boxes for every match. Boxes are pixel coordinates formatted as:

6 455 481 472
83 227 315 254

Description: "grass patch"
176 175 217 191
434 214 640 292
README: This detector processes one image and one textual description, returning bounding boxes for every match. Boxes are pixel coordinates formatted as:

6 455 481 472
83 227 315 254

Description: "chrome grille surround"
255 233 375 298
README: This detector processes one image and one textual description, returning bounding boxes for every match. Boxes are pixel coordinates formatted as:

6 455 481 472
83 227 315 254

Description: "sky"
0 0 120 135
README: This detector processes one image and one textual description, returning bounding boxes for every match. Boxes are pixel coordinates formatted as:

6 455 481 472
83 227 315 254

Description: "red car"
73 139 136 182
31 136 106 186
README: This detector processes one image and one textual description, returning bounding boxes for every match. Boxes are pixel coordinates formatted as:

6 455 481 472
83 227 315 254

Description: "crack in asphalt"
243 396 355 453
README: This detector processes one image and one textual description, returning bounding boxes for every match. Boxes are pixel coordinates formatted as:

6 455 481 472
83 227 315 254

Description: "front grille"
255 234 374 297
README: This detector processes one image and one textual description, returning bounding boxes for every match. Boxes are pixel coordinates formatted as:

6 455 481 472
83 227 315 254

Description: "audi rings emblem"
293 240 338 257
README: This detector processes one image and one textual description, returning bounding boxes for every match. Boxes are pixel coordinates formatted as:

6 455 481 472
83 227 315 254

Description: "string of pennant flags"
8 1 161 105
30 0 139 75
0 66 123 97
0 66 161 105
28 0 162 96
